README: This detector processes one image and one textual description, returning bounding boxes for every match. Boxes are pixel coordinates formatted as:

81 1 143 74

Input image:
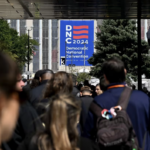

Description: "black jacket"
17 134 99 150
3 101 43 150
72 86 79 97
80 95 93 132
30 80 48 107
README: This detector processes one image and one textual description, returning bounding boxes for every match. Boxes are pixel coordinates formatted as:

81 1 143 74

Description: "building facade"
8 19 58 74
7 19 150 90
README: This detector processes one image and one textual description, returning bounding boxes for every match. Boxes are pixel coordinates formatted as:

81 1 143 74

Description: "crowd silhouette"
0 52 150 150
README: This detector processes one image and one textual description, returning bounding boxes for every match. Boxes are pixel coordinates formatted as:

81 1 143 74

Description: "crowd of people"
0 52 150 150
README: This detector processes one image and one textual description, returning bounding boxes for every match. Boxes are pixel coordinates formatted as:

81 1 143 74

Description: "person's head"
80 86 92 96
34 70 43 80
132 85 136 90
40 69 54 82
143 87 148 94
0 52 20 143
37 93 81 150
70 74 77 86
102 57 126 84
16 74 25 92
95 84 103 95
44 71 73 98
84 80 90 86
100 76 108 92
78 83 83 91
30 70 43 89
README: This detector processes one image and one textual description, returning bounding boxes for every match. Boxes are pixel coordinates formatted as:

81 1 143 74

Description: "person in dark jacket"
30 70 43 90
2 74 43 150
83 57 150 150
38 71 76 123
99 76 107 92
80 86 94 133
17 93 99 150
30 70 54 108
70 74 80 97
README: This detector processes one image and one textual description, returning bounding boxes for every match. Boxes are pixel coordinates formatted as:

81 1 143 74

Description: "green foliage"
77 72 91 83
0 20 39 68
88 19 150 82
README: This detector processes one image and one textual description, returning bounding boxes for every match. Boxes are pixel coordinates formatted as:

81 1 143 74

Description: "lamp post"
25 26 33 81
83 43 86 72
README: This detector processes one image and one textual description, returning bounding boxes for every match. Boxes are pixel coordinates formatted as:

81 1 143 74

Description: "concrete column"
48 20 52 69
7 20 11 26
145 19 147 41
17 20 20 36
26 20 33 73
39 20 43 70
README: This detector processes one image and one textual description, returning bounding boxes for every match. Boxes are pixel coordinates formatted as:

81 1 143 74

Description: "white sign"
25 71 32 76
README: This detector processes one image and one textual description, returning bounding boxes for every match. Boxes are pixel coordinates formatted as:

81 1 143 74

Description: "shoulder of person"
132 89 149 97
94 90 110 102
17 133 37 150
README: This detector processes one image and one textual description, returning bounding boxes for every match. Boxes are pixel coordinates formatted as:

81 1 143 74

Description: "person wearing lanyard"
82 57 150 150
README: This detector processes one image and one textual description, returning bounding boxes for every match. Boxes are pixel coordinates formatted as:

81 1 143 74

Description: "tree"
0 20 39 68
77 72 91 83
88 19 150 82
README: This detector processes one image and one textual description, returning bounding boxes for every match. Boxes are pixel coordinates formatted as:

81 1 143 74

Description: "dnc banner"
60 20 94 66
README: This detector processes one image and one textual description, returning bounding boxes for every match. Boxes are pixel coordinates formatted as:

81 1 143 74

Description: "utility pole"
27 29 30 81
137 0 142 90
25 26 33 83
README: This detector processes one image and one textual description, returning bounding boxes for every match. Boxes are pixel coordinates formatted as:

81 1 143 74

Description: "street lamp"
25 26 33 81
146 27 150 46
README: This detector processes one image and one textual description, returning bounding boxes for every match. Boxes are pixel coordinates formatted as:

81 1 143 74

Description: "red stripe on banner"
73 30 88 34
73 25 89 29
73 35 88 39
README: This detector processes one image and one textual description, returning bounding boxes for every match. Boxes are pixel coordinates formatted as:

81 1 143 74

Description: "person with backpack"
17 94 99 150
83 57 150 150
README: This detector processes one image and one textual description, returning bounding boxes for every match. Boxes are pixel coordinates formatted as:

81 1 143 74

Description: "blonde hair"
36 93 81 150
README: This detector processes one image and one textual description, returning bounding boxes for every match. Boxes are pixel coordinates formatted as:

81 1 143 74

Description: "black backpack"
90 87 140 150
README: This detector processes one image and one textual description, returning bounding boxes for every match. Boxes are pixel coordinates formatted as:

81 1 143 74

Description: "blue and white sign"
60 20 94 66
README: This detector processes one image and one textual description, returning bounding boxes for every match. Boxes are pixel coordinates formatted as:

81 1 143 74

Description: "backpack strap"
90 87 132 117
117 87 132 110
90 101 102 117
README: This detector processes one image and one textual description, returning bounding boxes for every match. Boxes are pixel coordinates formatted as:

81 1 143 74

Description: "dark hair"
34 70 43 80
44 71 73 98
100 76 107 91
77 83 83 91
101 57 125 83
40 69 54 78
70 74 77 86
84 80 90 86
30 79 40 89
0 52 19 96
34 93 81 150
30 70 43 89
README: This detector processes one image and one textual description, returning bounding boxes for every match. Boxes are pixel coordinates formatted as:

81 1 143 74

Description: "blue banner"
60 20 94 66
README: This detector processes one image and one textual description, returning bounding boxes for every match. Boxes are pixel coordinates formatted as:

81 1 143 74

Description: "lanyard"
107 85 125 89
